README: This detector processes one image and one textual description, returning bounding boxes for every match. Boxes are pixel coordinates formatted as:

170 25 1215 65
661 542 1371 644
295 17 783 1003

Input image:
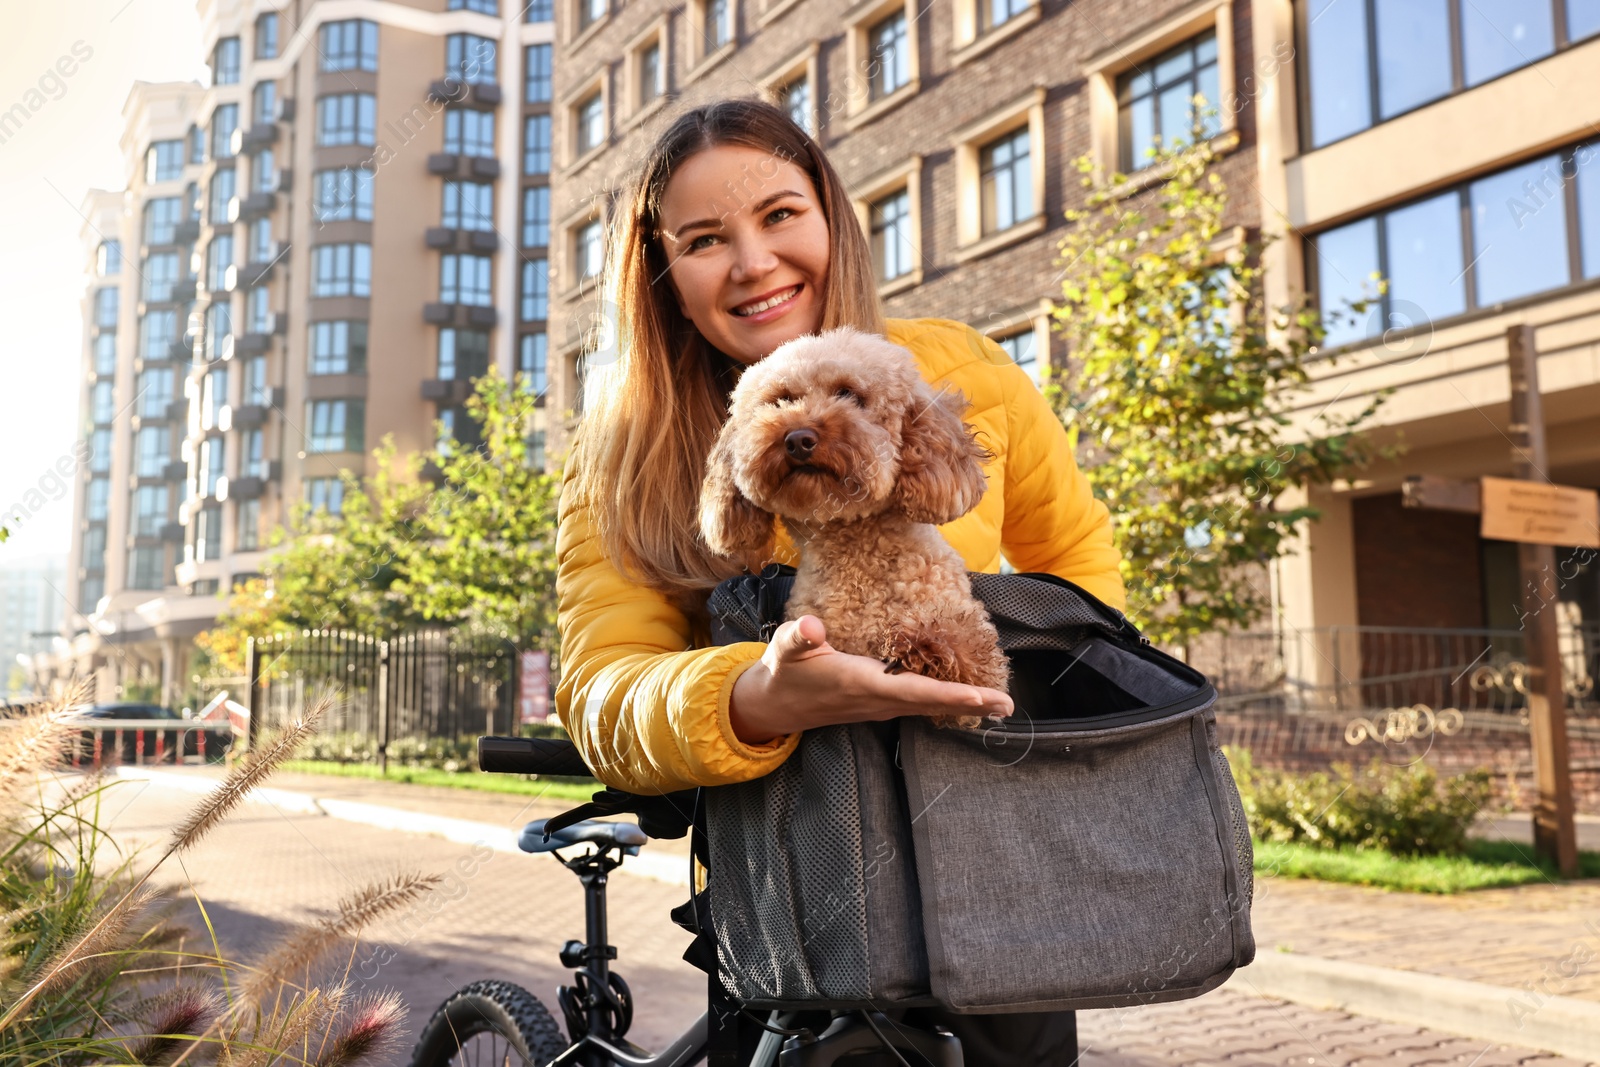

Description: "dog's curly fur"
698 326 1011 729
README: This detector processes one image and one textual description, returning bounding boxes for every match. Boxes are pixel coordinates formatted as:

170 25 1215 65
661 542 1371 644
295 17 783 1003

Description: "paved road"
92 775 1594 1067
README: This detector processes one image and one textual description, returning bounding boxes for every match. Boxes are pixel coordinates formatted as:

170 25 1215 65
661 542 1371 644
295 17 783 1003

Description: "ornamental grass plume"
315 991 406 1067
0 681 92 804
127 986 224 1066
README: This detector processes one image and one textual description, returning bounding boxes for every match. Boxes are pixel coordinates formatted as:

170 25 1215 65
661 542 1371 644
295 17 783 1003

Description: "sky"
0 0 206 560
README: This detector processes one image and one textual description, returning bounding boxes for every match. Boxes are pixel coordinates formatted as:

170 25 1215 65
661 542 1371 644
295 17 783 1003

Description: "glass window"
242 426 265 476
1460 0 1553 86
868 11 909 100
445 108 495 157
519 332 548 394
1573 0 1600 41
306 399 365 452
526 0 553 21
86 478 110 521
93 333 118 374
870 188 912 281
1384 192 1466 328
97 240 122 276
440 253 494 305
317 93 377 146
524 114 551 174
253 81 277 125
196 505 223 562
1312 217 1380 348
208 167 236 226
94 287 119 328
80 577 105 613
320 20 378 72
211 103 239 160
129 547 166 590
88 430 113 474
206 234 234 292
237 497 260 551
134 488 168 535
994 329 1038 382
137 367 175 417
1577 141 1600 278
579 0 606 31
522 185 550 247
526 44 553 103
706 0 730 49
527 428 547 469
449 0 498 10
640 42 662 106
139 311 178 360
311 243 373 297
310 320 369 374
576 93 605 156
204 302 233 362
979 0 1029 33
783 76 810 133
213 36 241 85
243 356 267 405
252 149 277 194
1470 155 1569 306
1374 1 1452 120
448 34 497 84
189 123 205 165
313 168 374 222
146 140 184 183
521 259 548 320
91 381 116 425
437 328 490 380
577 220 603 280
248 218 273 264
198 436 225 495
979 126 1032 233
201 367 230 431
305 476 344 513
246 286 271 334
442 181 495 230
143 252 180 301
135 425 170 477
1116 29 1220 170
144 197 182 244
84 523 108 560
256 12 279 58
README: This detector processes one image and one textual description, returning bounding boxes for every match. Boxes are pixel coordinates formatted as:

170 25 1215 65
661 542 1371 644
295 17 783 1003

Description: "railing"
64 719 235 769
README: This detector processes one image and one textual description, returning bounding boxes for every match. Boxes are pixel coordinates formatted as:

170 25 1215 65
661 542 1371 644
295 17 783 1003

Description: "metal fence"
246 628 520 769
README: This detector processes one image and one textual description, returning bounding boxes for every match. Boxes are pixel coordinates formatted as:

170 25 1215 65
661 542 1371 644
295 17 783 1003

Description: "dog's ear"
699 429 776 559
891 381 992 525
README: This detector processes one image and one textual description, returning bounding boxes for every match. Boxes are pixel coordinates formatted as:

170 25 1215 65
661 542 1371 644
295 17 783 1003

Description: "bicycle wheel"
409 979 570 1067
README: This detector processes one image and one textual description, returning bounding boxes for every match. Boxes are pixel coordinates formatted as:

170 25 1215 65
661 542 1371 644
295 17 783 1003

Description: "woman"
554 97 1123 1064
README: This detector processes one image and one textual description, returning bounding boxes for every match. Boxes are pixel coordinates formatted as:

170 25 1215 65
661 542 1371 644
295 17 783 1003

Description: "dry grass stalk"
239 871 442 1006
33 885 160 998
232 984 344 1067
128 986 223 1066
0 681 93 802
314 991 405 1067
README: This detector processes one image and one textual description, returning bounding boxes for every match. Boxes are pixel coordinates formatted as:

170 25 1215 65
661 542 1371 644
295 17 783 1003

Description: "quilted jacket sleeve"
553 467 803 794
981 333 1127 612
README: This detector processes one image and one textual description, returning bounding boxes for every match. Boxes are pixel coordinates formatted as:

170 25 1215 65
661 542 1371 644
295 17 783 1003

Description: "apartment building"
59 0 557 703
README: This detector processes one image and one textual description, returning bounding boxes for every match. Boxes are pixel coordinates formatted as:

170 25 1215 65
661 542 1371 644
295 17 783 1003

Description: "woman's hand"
728 614 1014 745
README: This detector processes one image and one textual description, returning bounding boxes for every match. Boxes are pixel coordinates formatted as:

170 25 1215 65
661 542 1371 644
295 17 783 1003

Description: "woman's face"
656 143 831 366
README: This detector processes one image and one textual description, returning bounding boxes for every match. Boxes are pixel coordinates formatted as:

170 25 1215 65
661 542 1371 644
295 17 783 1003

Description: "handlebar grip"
477 736 593 777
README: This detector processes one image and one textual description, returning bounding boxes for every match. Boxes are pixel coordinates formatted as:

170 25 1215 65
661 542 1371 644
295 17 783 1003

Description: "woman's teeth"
733 285 800 316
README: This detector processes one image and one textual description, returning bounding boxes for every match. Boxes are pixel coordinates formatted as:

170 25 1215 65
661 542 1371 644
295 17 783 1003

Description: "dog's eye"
835 386 864 405
771 391 796 406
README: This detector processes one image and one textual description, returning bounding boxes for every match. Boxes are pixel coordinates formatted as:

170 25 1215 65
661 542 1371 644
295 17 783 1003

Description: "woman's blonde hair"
565 96 886 620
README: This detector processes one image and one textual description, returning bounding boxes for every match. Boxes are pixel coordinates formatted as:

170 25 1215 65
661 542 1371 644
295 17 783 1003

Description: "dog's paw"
880 627 962 683
929 713 985 731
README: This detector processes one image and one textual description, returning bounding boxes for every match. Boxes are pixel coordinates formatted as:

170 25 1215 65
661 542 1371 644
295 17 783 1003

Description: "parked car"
66 702 228 764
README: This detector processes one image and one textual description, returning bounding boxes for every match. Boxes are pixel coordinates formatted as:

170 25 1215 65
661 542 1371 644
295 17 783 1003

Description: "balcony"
469 156 501 180
241 123 279 153
172 218 201 244
159 521 185 543
275 168 293 193
425 227 456 250
168 339 193 360
425 228 499 253
421 379 472 404
428 152 463 176
266 311 288 336
240 253 280 286
278 97 296 122
423 303 498 328
166 398 190 422
161 459 188 481
228 403 268 429
227 475 265 500
236 332 270 355
229 191 276 222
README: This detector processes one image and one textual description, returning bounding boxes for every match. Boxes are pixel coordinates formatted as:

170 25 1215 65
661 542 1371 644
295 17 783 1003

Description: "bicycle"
408 735 967 1067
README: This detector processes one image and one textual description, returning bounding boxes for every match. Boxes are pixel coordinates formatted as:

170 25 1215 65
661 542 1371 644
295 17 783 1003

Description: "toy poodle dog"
698 325 1010 729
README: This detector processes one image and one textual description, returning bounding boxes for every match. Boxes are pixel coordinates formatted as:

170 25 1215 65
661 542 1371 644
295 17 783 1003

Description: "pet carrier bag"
702 564 1254 1014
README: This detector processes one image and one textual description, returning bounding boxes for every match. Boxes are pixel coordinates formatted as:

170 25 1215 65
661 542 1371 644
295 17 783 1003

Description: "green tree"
1049 136 1390 650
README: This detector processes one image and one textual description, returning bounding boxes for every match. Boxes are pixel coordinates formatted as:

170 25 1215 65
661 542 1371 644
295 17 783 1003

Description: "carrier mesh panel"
968 573 1125 652
705 724 871 1002
1212 749 1254 910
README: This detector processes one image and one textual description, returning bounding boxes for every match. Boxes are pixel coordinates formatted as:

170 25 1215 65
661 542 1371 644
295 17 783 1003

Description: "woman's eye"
768 207 794 224
688 234 716 251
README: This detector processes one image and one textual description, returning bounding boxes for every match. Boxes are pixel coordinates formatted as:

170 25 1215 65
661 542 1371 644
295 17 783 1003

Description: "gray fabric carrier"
705 566 1254 1014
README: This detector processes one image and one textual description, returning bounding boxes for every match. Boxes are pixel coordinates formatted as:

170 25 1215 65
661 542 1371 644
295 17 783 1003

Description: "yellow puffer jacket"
554 317 1124 795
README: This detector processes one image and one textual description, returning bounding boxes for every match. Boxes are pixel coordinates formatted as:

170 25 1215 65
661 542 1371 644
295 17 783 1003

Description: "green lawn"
277 760 601 803
1254 837 1600 894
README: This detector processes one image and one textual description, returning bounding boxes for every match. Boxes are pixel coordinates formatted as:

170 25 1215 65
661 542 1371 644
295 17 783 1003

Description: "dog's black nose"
784 428 819 460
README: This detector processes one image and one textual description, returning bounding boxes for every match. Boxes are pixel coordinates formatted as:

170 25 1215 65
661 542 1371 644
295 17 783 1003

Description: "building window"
578 0 607 33
313 168 375 222
198 436 226 495
248 219 273 264
521 259 548 320
195 505 223 562
91 381 115 425
869 188 912 281
448 34 497 84
978 0 1029 33
310 320 369 374
442 181 495 231
206 235 234 292
204 302 232 362
437 328 491 380
311 243 373 298
144 196 181 244
306 399 365 452
575 91 605 156
528 428 547 469
253 81 277 125
519 332 548 393
189 124 205 165
320 20 379 73
139 312 177 360
146 139 184 182
440 253 494 305
84 524 108 560
211 103 239 160
317 94 377 147
143 252 180 301
526 0 553 20
80 576 105 612
994 328 1038 382
526 44 553 103
201 367 230 431
639 41 663 108
868 11 910 100
980 126 1032 234
1116 30 1219 171
137 367 175 417
1311 142 1600 348
449 0 498 11
705 0 732 50
94 287 119 329
88 430 113 474
252 149 276 194
305 476 345 513
445 109 496 157
255 12 279 59
97 240 122 276
1300 0 1592 150
237 498 260 551
135 425 170 478
782 75 811 134
213 36 241 85
94 333 118 375
245 286 271 334
130 547 166 590
208 168 236 225
86 478 110 521
576 219 603 280
243 356 267 405
524 114 551 174
242 426 265 476
522 186 550 246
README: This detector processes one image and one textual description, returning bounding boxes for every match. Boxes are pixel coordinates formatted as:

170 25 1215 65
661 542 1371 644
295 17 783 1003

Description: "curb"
110 766 692 887
1225 949 1600 1062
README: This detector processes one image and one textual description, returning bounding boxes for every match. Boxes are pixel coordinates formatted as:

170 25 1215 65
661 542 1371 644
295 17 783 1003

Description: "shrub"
1225 746 1492 856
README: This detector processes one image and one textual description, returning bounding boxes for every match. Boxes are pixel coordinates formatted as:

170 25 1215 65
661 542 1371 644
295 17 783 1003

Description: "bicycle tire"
408 979 570 1067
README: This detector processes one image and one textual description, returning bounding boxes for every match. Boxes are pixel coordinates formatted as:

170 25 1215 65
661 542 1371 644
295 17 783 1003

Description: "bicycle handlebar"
478 736 593 777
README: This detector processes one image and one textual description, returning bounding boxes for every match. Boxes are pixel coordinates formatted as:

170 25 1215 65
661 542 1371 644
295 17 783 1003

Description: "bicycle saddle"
520 818 647 855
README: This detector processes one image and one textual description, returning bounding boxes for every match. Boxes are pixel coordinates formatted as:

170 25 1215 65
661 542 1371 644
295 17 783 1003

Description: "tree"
1049 136 1390 650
